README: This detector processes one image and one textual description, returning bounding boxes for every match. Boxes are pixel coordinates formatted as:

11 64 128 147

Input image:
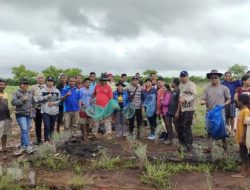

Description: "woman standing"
235 74 250 110
12 78 35 155
38 77 61 142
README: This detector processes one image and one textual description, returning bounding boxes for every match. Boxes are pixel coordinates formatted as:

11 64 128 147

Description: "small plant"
140 161 171 190
34 186 50 190
133 142 147 168
91 149 121 170
52 131 71 144
70 175 88 190
0 175 23 190
74 163 86 175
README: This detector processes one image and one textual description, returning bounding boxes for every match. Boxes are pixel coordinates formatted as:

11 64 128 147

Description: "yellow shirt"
236 107 250 144
0 92 8 100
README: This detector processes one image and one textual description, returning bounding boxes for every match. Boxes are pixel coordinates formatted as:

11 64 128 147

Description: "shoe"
185 145 193 152
26 146 36 154
148 134 156 140
14 148 26 156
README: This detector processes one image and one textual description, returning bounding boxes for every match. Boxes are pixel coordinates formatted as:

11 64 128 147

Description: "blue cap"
180 71 188 77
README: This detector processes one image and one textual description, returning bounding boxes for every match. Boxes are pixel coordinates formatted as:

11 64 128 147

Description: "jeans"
42 113 58 141
147 113 157 135
16 116 31 149
115 110 126 136
34 108 43 143
129 109 142 133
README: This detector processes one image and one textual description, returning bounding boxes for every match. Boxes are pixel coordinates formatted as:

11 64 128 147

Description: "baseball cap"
179 71 189 77
132 76 138 80
47 76 55 82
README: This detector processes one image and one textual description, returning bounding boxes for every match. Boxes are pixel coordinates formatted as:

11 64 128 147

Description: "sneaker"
148 134 156 140
14 148 26 156
26 146 36 154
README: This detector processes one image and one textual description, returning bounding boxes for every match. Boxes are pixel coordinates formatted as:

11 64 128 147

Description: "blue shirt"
79 87 93 108
221 80 241 103
90 81 97 92
61 86 82 112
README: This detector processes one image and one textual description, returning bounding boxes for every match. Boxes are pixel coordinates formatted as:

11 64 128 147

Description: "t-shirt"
236 107 250 144
117 92 124 109
0 92 10 121
221 80 241 103
94 84 113 108
168 89 180 115
202 84 231 111
236 87 250 110
79 87 93 108
61 86 82 112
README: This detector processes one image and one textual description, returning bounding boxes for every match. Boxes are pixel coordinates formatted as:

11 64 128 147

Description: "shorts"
224 102 236 118
0 119 12 137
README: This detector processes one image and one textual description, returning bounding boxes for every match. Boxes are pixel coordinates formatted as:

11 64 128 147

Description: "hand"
48 102 54 107
22 95 28 101
175 113 179 120
66 90 71 96
0 95 3 100
179 97 186 104
47 93 52 97
200 100 206 105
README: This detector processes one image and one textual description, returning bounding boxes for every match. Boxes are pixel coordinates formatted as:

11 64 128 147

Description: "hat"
116 80 126 87
107 73 114 77
206 69 223 79
132 76 139 81
100 73 109 81
46 76 55 82
179 71 189 77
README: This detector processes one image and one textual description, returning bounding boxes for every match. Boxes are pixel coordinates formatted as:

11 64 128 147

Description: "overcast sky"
0 0 249 78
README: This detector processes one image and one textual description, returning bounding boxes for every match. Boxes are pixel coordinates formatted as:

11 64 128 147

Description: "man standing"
32 74 46 145
76 74 83 89
79 78 93 140
201 70 231 152
89 72 97 92
176 71 198 152
107 73 116 92
128 76 143 138
61 77 82 133
56 73 68 133
92 74 113 137
121 73 130 90
221 71 241 134
0 78 11 151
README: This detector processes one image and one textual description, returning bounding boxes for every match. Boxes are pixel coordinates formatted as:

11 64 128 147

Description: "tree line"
4 64 249 86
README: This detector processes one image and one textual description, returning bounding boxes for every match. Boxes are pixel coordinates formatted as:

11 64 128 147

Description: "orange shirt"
236 107 250 144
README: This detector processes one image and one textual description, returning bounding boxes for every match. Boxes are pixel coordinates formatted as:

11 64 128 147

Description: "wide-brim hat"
206 69 223 79
116 80 126 87
100 73 109 81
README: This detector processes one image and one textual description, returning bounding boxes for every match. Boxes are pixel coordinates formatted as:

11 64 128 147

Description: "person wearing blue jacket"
113 81 129 137
141 78 157 140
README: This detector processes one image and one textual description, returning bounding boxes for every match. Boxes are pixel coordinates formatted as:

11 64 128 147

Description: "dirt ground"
0 120 250 190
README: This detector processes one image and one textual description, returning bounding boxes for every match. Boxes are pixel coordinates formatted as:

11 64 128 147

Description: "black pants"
147 113 157 134
240 144 250 164
129 109 142 133
34 108 43 143
175 111 194 146
164 114 175 141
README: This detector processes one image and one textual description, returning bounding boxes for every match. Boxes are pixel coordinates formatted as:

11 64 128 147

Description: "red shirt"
236 87 250 110
94 84 113 107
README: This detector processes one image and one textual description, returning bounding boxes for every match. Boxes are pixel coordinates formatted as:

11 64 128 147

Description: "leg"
16 117 27 148
232 145 248 177
104 117 112 135
182 111 194 149
115 111 122 137
42 113 50 142
174 114 184 145
147 113 157 135
72 111 79 134
164 115 173 143
63 112 70 132
136 109 143 138
50 114 58 139
35 108 42 143
2 119 11 149
92 120 100 136
56 111 63 133
129 113 135 134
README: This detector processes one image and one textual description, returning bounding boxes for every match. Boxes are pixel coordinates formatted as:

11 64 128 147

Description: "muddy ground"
0 120 250 190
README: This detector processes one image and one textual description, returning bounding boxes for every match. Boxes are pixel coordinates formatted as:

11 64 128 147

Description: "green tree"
228 64 248 79
12 64 38 80
142 70 158 77
64 68 82 77
42 65 63 78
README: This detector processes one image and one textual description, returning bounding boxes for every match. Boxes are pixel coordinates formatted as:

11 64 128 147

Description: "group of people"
0 69 250 177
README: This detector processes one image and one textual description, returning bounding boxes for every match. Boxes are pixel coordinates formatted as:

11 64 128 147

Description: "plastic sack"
123 105 136 119
206 105 228 140
143 94 156 117
245 117 250 153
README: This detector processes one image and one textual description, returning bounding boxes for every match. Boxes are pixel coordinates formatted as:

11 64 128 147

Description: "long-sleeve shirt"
160 92 171 116
179 80 198 112
156 87 165 115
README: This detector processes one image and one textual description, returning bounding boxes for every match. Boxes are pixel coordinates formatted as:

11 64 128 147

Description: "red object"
94 84 113 107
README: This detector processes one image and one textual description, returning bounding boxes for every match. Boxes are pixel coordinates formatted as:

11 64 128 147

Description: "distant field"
5 84 207 136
